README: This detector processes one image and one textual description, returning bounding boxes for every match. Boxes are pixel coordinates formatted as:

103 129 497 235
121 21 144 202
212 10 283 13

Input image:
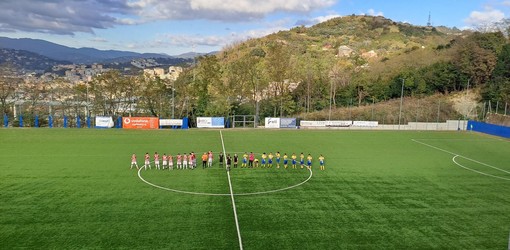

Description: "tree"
0 63 21 115
193 55 224 116
420 61 462 94
264 42 291 117
89 70 132 116
483 43 510 105
135 74 168 117
492 43 510 78
50 78 75 117
223 47 264 112
453 32 503 86
329 61 353 106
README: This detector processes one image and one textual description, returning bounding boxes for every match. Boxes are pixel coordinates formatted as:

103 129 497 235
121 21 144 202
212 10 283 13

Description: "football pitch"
1 128 509 249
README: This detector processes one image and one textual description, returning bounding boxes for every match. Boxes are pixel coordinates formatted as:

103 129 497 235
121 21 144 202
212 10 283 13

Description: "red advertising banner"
122 117 159 129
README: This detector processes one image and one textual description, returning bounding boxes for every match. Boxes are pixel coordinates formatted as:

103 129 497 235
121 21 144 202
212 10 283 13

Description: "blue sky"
0 0 509 56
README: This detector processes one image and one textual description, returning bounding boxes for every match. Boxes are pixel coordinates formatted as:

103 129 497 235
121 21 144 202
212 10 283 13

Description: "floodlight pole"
329 77 333 121
465 79 470 119
398 78 404 130
172 80 175 118
255 77 259 127
49 89 53 117
86 83 89 116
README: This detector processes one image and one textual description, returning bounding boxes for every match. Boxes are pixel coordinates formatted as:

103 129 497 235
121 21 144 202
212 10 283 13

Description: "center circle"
137 167 313 196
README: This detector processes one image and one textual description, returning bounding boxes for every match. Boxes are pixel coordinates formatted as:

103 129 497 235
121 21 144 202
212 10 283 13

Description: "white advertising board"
95 116 114 128
265 117 281 128
352 121 378 127
159 119 183 126
300 120 352 127
197 117 225 128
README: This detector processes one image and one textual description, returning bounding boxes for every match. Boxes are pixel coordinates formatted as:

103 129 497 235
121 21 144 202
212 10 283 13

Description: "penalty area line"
452 155 510 181
412 139 510 181
220 130 243 250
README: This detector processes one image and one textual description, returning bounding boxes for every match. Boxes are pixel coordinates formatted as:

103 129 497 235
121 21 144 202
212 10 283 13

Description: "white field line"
220 130 243 250
452 156 510 181
137 168 312 196
413 138 510 143
137 167 229 196
412 139 510 180
412 138 497 141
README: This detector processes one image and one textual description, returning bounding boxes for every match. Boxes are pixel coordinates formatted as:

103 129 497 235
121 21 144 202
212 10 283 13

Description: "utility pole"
172 80 175 119
255 76 259 127
86 83 89 117
398 78 404 130
329 77 333 121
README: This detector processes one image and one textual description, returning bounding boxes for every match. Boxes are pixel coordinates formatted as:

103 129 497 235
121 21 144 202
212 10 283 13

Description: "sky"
0 0 509 56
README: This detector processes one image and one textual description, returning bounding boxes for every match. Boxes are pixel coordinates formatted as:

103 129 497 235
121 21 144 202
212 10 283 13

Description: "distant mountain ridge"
0 37 175 64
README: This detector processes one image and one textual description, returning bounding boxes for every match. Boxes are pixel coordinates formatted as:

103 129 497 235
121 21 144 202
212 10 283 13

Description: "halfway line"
220 130 243 250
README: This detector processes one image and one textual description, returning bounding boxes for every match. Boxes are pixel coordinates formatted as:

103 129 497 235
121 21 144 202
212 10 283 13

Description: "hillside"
223 15 464 66
300 94 462 123
176 15 489 122
0 48 71 73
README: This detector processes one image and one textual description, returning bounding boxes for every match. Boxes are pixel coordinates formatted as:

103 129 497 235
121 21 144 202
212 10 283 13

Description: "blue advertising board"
280 118 297 128
468 120 510 138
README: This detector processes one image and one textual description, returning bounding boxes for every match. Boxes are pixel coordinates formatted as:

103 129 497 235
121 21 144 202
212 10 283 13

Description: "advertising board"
122 117 159 129
265 117 280 128
352 121 379 127
95 116 114 128
159 119 183 126
300 120 352 127
197 117 225 128
280 118 297 128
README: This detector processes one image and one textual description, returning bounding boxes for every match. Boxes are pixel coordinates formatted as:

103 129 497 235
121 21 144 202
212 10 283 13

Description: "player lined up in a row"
131 151 233 170
130 151 325 171
240 152 325 170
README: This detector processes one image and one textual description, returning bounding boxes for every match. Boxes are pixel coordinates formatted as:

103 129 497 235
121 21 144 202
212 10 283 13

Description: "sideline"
220 130 243 250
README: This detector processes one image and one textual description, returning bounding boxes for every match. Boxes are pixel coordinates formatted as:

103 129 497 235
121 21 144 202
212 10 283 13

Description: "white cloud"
189 0 335 14
0 0 128 35
464 9 505 27
313 14 342 23
295 14 341 26
366 9 384 17
362 9 384 16
129 0 336 21
127 26 285 53
0 0 336 35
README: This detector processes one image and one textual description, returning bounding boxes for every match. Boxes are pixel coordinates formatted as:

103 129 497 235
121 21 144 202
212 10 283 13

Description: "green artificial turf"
0 128 509 249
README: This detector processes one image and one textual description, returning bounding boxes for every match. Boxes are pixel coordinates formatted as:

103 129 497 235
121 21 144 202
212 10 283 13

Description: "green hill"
168 16 510 122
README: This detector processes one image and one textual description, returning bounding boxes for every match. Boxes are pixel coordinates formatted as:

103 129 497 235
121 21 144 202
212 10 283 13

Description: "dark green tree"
483 43 510 105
